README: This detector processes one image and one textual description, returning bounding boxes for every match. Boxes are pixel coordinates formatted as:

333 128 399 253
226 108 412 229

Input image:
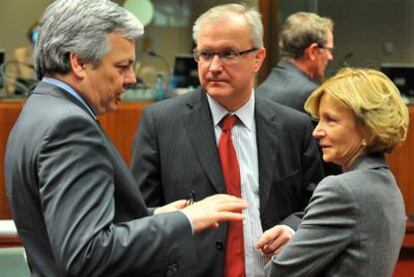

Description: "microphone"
340 52 353 67
148 50 171 74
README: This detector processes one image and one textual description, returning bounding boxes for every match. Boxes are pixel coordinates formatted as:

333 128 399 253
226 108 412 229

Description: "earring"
361 139 367 147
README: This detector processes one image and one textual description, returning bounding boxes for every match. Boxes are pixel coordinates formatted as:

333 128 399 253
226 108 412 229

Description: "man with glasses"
131 4 324 277
257 12 334 114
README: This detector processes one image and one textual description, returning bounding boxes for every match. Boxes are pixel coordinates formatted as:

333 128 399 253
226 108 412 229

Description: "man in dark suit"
256 12 334 113
131 4 324 277
4 1 247 276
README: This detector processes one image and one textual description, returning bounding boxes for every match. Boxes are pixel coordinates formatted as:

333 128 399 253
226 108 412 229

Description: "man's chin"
110 102 120 111
101 103 119 115
205 85 231 96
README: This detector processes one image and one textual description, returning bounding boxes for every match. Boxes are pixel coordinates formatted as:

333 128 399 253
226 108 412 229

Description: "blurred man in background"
257 12 334 113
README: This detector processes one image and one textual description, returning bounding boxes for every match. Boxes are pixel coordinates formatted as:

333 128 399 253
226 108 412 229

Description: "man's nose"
209 54 223 71
124 67 137 85
328 50 334 61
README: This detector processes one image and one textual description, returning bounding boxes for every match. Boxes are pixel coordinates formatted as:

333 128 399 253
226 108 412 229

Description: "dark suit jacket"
265 154 406 277
131 89 324 277
5 81 197 277
256 59 318 113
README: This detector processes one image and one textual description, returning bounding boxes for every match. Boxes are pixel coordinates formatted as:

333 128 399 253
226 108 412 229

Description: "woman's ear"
360 124 374 148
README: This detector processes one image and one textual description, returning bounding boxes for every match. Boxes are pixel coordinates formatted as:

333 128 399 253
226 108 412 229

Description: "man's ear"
305 42 319 61
69 53 86 78
253 47 266 73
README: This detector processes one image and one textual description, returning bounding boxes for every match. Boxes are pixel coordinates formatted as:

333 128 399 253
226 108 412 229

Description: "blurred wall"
320 0 414 74
0 0 53 63
277 0 414 77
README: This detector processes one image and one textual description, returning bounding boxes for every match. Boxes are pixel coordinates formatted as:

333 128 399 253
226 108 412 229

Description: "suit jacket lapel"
255 97 281 215
182 90 226 193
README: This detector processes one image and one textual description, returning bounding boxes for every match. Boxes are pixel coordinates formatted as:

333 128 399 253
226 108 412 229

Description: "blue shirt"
42 77 96 119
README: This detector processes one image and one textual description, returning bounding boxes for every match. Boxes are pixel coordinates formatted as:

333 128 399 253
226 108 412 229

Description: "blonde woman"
258 68 409 277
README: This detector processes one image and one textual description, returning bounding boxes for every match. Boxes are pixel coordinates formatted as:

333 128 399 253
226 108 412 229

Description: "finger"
174 199 188 209
261 243 285 257
256 227 281 248
215 212 245 222
261 246 274 256
262 233 290 255
214 201 248 212
273 245 285 255
207 194 246 204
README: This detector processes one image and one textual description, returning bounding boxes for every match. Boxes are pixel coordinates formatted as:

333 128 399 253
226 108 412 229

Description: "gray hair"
192 3 263 48
280 12 333 59
34 0 144 79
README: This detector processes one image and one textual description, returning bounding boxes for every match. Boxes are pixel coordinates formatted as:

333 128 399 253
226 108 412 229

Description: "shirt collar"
42 77 96 118
207 90 255 131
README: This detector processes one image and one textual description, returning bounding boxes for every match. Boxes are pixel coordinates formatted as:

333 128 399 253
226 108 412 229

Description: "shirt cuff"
283 225 295 235
179 210 194 234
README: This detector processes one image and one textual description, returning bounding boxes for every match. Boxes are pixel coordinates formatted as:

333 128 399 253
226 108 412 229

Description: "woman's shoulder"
313 164 396 209
312 172 366 206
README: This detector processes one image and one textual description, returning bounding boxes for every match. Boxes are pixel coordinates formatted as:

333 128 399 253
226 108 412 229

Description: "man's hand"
154 200 188 215
255 225 294 257
181 194 247 233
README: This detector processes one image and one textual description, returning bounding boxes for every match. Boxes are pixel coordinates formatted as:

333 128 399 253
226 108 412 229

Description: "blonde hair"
305 67 409 153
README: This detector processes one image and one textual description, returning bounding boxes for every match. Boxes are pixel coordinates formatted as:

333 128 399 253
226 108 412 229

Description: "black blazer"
5 81 197 277
131 89 324 277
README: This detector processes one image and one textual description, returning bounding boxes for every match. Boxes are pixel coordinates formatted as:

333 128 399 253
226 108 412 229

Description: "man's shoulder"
143 89 204 121
257 61 318 94
147 89 201 110
28 88 92 120
256 96 311 122
19 87 97 138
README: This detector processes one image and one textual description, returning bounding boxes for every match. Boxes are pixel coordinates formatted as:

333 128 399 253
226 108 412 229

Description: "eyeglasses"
193 48 258 65
317 44 334 55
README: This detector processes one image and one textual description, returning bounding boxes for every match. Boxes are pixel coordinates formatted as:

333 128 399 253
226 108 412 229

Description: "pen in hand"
185 190 196 206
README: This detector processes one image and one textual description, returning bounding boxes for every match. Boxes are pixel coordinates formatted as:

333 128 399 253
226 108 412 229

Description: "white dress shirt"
207 92 268 277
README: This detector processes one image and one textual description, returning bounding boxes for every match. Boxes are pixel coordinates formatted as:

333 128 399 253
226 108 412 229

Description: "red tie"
219 115 245 277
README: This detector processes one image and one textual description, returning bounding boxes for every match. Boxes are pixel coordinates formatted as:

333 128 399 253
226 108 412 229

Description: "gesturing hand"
182 194 247 233
154 200 187 215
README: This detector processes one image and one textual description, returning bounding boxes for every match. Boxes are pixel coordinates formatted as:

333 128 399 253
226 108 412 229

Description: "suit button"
216 240 224 250
168 263 178 272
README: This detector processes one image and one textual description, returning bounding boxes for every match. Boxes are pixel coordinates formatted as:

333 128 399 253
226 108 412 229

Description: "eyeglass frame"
193 48 258 65
317 44 334 54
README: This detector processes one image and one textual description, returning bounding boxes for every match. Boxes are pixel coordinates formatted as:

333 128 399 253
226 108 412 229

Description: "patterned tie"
219 115 245 277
